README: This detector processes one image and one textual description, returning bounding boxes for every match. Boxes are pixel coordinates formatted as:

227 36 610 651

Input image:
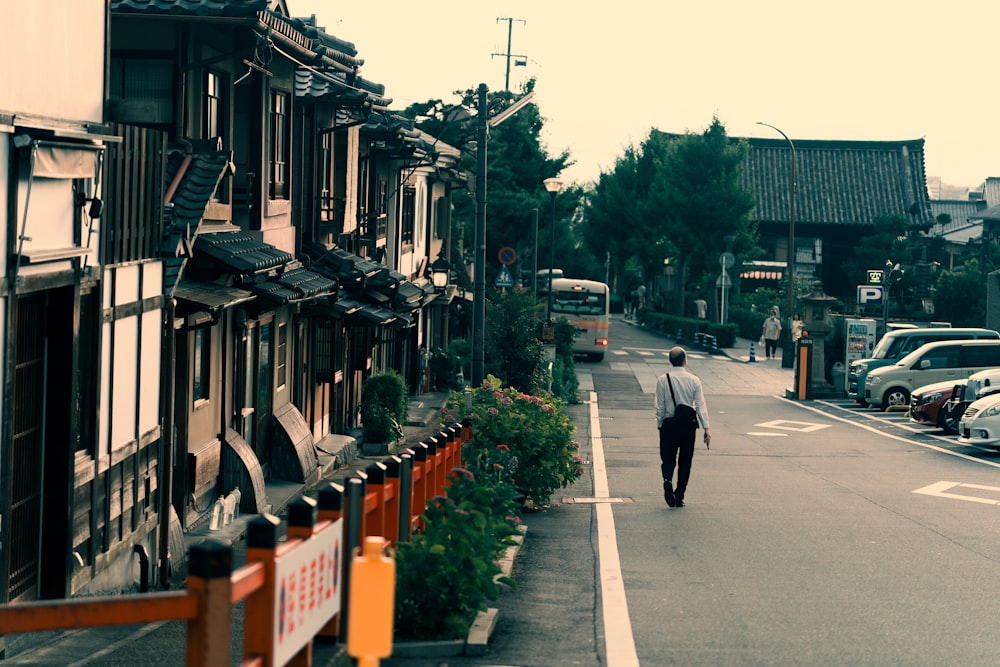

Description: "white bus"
549 278 610 361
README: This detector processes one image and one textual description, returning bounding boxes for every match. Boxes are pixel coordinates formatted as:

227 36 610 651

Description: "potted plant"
360 371 408 455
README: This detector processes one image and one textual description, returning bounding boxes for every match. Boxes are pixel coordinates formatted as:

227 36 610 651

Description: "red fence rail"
0 425 468 667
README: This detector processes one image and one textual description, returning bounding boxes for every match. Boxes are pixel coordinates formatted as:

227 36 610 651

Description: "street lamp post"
543 177 563 320
756 122 796 333
472 83 489 387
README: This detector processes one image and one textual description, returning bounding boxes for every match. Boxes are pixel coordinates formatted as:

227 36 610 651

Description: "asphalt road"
15 317 1000 666
388 317 1000 666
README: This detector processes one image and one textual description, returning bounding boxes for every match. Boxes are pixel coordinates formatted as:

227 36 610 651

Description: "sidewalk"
2 392 453 666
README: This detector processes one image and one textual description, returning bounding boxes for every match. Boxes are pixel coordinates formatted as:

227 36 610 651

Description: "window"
400 186 416 247
375 179 388 238
109 57 175 124
962 345 1000 368
203 70 223 140
276 322 287 389
269 91 290 199
193 328 210 404
319 132 334 222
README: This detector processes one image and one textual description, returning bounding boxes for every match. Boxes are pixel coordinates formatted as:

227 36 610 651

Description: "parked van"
848 327 999 405
864 339 1000 410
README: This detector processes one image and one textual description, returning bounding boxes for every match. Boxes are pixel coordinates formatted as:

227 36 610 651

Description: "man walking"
654 347 711 507
761 309 782 360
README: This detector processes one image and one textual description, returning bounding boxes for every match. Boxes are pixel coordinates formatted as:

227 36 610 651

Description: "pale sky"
294 0 999 196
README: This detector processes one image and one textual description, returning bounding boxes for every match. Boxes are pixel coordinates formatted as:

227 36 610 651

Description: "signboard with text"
273 518 343 665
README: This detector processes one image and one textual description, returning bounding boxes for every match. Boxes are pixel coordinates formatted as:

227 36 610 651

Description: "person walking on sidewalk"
761 309 782 360
654 347 712 507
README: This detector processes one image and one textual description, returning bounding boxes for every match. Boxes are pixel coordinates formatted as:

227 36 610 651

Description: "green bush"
393 464 521 640
360 371 408 445
443 375 582 506
429 339 469 390
639 310 738 348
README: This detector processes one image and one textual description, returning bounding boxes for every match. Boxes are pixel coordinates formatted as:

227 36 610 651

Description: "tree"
932 259 984 327
645 119 757 302
401 81 588 289
484 289 545 393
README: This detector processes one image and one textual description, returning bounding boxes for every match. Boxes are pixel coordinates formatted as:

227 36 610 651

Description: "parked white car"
957 393 1000 448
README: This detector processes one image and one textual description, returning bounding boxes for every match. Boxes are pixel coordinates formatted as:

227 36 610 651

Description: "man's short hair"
669 346 686 366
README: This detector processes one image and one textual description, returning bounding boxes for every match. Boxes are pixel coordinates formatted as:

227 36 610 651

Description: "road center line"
589 390 640 667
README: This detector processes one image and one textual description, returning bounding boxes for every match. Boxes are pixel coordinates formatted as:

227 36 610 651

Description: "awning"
172 280 256 329
173 280 256 310
331 296 363 316
195 231 293 274
33 143 101 179
348 304 398 326
307 244 384 289
391 271 425 309
249 266 338 304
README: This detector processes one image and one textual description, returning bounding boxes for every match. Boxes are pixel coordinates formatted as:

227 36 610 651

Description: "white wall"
0 0 106 124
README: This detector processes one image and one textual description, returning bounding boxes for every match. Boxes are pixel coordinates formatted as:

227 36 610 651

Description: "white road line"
788 399 1000 469
589 391 640 667
913 481 1000 505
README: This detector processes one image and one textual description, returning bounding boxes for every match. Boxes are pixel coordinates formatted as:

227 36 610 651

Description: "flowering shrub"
394 465 521 640
443 375 583 506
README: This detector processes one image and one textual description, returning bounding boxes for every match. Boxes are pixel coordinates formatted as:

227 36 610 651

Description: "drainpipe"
158 297 176 588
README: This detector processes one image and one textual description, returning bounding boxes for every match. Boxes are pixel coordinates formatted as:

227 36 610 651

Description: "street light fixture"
543 177 563 320
429 252 450 290
756 122 796 333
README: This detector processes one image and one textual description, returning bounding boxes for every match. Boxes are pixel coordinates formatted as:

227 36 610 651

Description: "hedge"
638 310 738 348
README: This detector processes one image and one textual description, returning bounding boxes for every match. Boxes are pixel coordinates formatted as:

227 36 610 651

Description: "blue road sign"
495 265 514 288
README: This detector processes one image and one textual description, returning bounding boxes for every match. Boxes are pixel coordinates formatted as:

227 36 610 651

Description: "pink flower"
497 443 510 451
501 396 513 406
488 407 499 416
444 414 456 423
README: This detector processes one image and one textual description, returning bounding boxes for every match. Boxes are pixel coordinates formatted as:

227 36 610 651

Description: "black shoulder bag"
667 374 699 428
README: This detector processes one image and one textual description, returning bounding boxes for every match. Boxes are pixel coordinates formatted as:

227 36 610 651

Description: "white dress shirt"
654 366 710 428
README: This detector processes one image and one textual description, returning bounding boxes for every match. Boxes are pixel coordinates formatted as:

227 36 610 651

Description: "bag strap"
667 373 677 407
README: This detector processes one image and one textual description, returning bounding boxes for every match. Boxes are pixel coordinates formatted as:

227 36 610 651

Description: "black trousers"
764 338 778 358
659 420 697 497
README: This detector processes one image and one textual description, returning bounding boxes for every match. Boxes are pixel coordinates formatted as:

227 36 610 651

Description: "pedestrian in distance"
694 296 708 320
654 346 711 507
628 288 640 319
761 309 782 360
791 313 804 342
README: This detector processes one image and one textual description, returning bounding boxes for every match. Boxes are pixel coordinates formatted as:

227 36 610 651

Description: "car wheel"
938 405 961 434
881 387 910 411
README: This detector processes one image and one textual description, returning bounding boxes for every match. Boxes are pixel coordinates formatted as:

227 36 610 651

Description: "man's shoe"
663 481 676 507
675 497 685 507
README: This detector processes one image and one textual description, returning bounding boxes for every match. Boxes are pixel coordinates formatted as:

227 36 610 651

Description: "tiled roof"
249 266 338 304
930 199 987 235
194 231 293 274
984 178 1000 207
742 137 932 227
110 0 267 16
164 149 233 229
173 280 256 311
305 243 384 289
972 204 1000 221
161 146 235 294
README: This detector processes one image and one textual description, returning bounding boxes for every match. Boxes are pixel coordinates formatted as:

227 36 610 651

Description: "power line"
492 17 527 92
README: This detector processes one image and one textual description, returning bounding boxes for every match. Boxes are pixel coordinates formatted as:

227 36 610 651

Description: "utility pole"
493 17 527 92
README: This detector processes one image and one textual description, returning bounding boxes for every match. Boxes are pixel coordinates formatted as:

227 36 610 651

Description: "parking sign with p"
858 284 884 305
